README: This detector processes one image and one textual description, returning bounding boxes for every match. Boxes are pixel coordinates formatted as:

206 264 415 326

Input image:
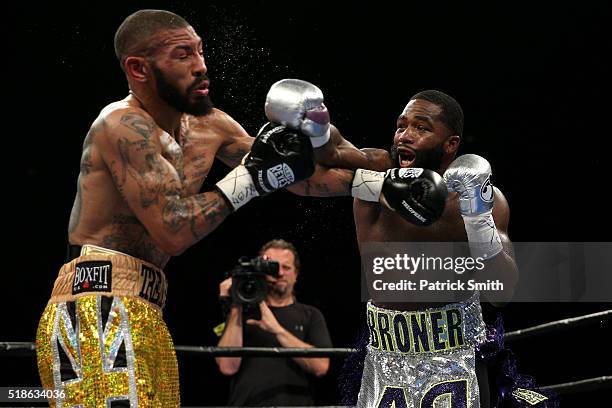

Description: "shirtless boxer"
35 9 361 407
291 90 550 407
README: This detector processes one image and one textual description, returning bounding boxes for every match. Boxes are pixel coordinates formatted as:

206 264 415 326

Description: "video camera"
227 256 279 319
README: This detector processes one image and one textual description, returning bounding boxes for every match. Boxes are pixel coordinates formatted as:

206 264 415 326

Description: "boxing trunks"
357 295 487 408
36 245 179 407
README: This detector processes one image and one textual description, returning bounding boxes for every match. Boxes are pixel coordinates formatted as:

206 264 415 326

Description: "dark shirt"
228 302 332 406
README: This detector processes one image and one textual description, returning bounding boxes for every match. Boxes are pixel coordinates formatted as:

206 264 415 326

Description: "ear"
445 135 461 155
124 56 148 83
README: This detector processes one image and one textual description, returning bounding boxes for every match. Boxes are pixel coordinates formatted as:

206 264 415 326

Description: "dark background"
3 1 611 406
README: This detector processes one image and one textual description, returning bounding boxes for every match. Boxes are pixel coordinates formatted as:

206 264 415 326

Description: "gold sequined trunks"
36 245 179 407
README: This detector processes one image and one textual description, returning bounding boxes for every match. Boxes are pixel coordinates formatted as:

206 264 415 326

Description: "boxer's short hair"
114 9 190 71
410 90 464 137
259 239 301 272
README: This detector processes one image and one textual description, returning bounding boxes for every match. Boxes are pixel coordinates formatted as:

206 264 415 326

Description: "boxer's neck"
128 90 182 136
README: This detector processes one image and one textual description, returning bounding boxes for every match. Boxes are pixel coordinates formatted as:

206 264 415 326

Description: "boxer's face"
263 248 298 298
391 99 454 171
147 27 213 116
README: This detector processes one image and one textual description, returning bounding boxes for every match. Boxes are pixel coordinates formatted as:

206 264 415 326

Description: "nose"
193 55 207 77
397 127 416 145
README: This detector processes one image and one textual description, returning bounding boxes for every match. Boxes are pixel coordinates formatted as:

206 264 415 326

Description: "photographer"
216 239 332 406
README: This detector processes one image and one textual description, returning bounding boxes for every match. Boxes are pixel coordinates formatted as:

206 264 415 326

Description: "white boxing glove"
444 154 502 259
265 79 331 148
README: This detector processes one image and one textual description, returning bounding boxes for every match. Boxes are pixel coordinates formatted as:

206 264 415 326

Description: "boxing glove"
352 168 447 226
265 79 330 148
444 154 502 258
216 123 315 210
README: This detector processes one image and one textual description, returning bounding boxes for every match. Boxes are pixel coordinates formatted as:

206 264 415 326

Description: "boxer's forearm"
216 306 243 375
478 235 519 305
313 125 359 167
153 190 232 256
287 166 354 197
288 127 391 197
485 251 518 286
275 329 330 377
315 126 390 170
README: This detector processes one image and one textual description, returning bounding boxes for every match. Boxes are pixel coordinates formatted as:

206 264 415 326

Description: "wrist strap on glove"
351 169 385 202
462 210 503 259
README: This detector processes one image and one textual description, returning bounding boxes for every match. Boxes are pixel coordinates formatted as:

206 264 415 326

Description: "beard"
151 64 213 116
390 142 445 171
268 280 290 298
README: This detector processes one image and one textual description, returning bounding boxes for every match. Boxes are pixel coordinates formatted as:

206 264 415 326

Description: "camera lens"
241 280 256 297
235 277 266 304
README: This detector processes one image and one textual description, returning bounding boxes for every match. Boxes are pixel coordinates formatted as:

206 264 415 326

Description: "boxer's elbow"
312 358 330 377
165 243 188 257
163 238 192 257
217 357 241 376
149 230 191 257
286 181 309 196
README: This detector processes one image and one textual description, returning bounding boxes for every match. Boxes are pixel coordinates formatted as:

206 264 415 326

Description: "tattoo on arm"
120 112 156 142
191 154 209 179
289 168 354 197
80 124 100 176
314 168 353 196
162 196 192 233
219 145 250 168
303 180 312 196
308 180 332 195
117 139 168 208
190 194 230 240
106 111 231 247
80 150 93 175
115 112 186 208
160 193 229 239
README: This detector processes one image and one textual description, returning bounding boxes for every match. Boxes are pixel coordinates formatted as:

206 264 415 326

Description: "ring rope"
504 309 611 342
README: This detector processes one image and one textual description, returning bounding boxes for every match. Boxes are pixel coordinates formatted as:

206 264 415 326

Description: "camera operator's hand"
219 277 233 297
246 302 285 335
219 277 240 319
247 301 331 378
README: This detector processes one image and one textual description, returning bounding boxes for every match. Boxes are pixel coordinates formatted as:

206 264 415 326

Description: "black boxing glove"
244 123 315 194
216 123 315 210
351 167 447 226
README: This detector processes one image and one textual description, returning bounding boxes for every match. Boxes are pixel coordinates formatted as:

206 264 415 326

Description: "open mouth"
398 148 416 167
